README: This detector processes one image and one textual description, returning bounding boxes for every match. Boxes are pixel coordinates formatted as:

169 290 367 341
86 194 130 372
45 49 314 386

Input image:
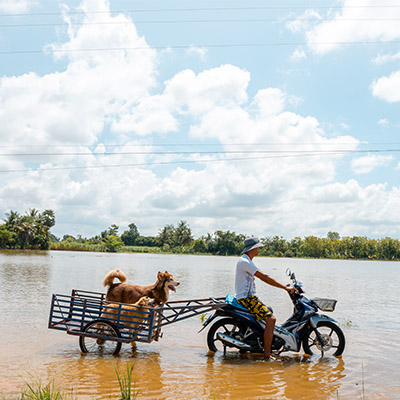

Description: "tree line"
1 209 400 260
0 209 55 250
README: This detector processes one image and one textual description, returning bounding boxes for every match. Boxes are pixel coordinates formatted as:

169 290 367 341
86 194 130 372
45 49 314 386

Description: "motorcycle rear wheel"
207 317 247 353
302 321 345 357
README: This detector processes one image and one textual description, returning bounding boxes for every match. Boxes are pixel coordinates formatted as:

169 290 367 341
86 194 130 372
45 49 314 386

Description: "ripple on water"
1 253 399 399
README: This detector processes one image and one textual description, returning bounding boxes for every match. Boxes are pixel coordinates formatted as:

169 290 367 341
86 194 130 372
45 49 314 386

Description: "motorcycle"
200 269 345 357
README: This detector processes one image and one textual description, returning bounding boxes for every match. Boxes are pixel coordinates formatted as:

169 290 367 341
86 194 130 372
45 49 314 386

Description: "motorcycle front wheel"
302 321 345 357
207 317 247 353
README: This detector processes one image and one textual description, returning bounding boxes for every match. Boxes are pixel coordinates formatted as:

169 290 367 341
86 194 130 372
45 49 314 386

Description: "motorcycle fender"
198 311 222 333
273 326 299 351
309 314 336 328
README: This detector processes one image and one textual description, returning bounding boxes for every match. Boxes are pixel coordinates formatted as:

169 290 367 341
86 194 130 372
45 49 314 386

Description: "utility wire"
0 151 372 174
2 5 400 17
2 40 400 55
0 149 397 174
2 18 400 28
0 142 398 148
0 148 399 157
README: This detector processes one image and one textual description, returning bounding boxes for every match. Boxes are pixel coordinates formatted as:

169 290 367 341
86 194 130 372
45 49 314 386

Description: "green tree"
157 224 176 247
2 209 55 250
121 223 140 246
261 236 289 257
101 224 119 239
377 237 400 260
103 235 124 252
192 238 208 253
327 231 340 240
210 230 244 255
174 220 193 247
135 235 158 247
299 236 325 258
0 227 13 248
42 209 56 228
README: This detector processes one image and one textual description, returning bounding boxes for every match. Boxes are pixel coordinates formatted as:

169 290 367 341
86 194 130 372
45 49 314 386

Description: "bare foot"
264 355 281 362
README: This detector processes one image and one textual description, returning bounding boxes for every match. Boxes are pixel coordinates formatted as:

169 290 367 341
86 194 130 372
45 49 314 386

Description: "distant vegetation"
0 209 55 250
1 209 400 260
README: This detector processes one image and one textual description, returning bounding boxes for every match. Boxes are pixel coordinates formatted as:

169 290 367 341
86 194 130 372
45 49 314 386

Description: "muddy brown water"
0 251 399 399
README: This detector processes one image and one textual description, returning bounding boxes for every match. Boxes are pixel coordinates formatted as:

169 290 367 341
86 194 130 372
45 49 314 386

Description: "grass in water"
113 362 139 400
20 377 74 400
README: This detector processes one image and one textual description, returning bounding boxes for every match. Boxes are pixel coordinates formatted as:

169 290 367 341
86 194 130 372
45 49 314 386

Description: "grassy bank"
49 242 192 255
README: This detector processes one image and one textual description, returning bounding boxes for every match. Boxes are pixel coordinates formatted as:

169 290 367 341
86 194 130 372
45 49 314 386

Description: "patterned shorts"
237 296 273 321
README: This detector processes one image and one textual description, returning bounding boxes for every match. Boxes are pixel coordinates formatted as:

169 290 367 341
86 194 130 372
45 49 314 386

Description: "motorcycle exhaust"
216 332 252 350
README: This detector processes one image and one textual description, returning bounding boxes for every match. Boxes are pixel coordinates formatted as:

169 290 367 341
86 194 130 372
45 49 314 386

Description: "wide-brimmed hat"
241 237 264 254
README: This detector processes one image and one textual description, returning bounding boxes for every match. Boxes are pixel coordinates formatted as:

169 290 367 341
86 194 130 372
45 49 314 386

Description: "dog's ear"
157 271 164 279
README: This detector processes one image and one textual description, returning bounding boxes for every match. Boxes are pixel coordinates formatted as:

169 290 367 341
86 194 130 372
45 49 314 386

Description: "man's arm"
254 270 296 293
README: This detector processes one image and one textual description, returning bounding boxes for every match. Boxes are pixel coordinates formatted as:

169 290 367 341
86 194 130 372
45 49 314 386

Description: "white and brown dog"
103 269 180 305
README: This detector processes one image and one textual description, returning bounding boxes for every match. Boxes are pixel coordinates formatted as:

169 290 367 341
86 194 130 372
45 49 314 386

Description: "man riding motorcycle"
235 237 297 361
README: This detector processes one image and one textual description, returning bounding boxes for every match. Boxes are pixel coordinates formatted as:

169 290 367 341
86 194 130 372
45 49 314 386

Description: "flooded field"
0 251 399 399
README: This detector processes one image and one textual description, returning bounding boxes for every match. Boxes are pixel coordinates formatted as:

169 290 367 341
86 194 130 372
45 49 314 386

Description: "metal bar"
80 299 87 330
48 294 56 329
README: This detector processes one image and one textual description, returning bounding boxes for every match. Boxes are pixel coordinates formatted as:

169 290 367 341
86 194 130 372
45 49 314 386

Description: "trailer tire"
79 319 122 355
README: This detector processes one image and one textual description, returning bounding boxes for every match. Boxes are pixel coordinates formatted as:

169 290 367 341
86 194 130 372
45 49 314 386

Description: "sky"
0 0 399 240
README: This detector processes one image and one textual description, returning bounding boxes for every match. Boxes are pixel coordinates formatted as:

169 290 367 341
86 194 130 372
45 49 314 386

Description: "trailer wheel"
79 320 122 355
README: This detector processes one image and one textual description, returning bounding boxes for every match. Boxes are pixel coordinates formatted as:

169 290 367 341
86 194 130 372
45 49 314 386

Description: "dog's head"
136 296 151 306
157 271 180 292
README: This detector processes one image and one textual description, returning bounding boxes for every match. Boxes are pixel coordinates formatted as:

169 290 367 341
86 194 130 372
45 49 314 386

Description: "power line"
0 151 370 174
0 142 398 148
0 148 399 157
2 5 400 17
0 148 397 174
2 18 400 28
2 40 400 55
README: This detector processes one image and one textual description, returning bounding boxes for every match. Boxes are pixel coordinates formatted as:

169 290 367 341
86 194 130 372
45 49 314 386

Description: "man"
235 237 296 361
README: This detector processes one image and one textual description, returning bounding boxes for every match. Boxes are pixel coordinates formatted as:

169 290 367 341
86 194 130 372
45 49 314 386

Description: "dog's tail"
103 269 127 287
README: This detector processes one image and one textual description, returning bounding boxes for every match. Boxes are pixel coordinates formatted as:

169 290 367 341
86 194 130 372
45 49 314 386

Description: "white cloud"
290 0 400 55
372 51 400 65
186 45 207 61
377 118 389 126
164 65 250 116
351 154 394 174
0 0 36 13
301 180 400 237
291 48 307 61
285 10 322 34
0 0 157 146
312 179 361 203
371 70 400 103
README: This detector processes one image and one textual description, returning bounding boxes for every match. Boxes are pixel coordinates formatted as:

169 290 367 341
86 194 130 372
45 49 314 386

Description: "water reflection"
0 251 399 399
39 350 164 399
202 354 345 400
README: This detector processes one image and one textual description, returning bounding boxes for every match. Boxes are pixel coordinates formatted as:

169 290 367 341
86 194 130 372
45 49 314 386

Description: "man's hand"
286 285 298 294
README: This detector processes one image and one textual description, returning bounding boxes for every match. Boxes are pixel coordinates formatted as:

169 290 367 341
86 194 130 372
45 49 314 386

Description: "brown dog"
103 269 180 305
101 296 151 331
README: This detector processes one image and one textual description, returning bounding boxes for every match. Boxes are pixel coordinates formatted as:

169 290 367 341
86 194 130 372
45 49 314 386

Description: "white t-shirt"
235 254 260 299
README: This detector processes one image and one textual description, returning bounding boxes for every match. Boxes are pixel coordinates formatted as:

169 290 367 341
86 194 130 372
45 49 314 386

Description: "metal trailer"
48 289 224 355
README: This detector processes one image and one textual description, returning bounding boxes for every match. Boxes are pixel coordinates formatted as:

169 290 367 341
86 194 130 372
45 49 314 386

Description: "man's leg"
263 315 276 359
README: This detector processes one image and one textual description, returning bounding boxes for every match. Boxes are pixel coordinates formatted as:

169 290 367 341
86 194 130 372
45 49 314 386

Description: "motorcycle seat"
224 294 251 312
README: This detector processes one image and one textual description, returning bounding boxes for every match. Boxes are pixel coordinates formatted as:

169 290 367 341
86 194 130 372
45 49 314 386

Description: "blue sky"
0 0 399 240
